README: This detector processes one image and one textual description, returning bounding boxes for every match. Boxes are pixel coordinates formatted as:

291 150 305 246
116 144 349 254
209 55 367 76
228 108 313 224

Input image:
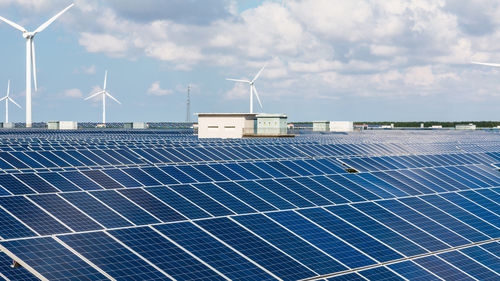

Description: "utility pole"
186 85 191 122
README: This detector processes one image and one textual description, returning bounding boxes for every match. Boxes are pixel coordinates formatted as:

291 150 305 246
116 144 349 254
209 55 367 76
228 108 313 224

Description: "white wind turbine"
0 3 74 128
226 63 267 113
0 80 21 123
85 71 121 124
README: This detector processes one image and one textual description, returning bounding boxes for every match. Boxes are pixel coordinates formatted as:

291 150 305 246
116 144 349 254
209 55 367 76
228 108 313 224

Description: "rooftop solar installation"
0 129 498 280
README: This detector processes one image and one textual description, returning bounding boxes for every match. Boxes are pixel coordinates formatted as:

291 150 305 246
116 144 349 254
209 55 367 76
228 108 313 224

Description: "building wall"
198 115 255 138
257 117 287 135
313 122 329 131
330 121 354 132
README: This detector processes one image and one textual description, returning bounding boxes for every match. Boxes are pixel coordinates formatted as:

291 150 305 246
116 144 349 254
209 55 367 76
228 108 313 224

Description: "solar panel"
0 129 498 280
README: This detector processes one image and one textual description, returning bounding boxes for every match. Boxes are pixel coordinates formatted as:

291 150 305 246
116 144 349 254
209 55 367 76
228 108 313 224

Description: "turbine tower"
0 80 21 123
186 85 191 122
85 71 121 124
226 63 267 113
0 3 74 128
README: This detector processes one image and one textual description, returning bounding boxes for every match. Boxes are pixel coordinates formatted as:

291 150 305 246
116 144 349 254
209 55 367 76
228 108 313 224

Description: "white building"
313 121 330 131
47 121 78 130
330 121 354 132
197 113 257 138
0 122 14 129
456 123 476 130
256 114 287 135
124 122 148 129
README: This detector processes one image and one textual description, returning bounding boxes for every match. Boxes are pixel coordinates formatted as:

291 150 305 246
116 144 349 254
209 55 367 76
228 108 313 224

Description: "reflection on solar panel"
0 129 498 280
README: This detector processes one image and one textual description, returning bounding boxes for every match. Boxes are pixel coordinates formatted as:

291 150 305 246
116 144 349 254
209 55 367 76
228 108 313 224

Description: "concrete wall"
313 121 329 131
198 113 256 138
456 124 476 130
48 121 78 130
330 121 353 132
256 114 287 135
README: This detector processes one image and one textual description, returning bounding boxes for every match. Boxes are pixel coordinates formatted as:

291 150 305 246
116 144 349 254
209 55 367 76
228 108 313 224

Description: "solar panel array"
0 129 498 280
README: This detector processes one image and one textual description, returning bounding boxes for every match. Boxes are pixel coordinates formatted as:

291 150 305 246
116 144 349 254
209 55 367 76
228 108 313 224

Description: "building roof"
196 113 258 117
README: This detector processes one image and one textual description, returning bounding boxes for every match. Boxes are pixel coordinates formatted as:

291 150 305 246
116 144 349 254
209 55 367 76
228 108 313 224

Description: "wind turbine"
85 71 121 124
226 63 267 113
0 80 21 123
0 3 74 128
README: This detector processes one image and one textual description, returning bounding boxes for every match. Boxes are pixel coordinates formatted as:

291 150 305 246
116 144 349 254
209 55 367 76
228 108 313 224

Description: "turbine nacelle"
22 32 35 39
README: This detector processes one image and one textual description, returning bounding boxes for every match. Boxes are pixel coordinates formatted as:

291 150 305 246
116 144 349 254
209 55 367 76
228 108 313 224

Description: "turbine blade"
0 97 7 102
253 85 263 109
0 16 27 32
31 40 38 91
8 97 21 108
34 3 74 34
106 92 121 104
252 63 268 82
103 70 107 90
471 61 500 68
226 78 250 83
84 91 104 100
6 80 9 97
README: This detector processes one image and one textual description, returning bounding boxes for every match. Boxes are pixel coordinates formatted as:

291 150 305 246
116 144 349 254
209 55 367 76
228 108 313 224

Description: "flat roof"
256 114 287 118
196 113 258 117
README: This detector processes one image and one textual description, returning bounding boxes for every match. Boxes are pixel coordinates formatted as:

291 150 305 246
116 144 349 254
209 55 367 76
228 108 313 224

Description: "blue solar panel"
14 173 58 193
460 246 500 274
122 167 162 186
59 231 171 280
108 227 226 280
142 166 179 185
193 183 256 214
60 171 103 190
0 196 70 235
0 207 37 239
170 184 234 216
154 222 277 280
145 186 211 219
420 195 500 238
0 252 38 281
82 170 123 189
359 266 404 280
90 190 160 225
267 210 376 268
215 181 277 212
439 250 499 280
118 188 186 222
196 217 316 281
103 168 142 187
234 214 348 275
398 197 489 242
1 237 108 281
414 255 474 280
60 192 133 228
326 205 427 257
28 194 102 232
37 172 81 192
299 208 403 262
257 179 314 208
388 261 441 281
0 174 35 194
377 199 470 247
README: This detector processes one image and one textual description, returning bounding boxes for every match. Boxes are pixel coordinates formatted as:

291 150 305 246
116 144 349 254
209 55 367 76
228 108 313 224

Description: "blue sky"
0 0 499 122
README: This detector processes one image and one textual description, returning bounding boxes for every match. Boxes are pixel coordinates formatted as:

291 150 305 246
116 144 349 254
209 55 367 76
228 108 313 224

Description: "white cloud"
79 32 129 57
7 0 500 109
147 81 172 96
63 88 82 98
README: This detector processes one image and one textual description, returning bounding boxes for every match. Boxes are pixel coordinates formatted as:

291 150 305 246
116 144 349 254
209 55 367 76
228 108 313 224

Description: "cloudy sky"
0 0 499 122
